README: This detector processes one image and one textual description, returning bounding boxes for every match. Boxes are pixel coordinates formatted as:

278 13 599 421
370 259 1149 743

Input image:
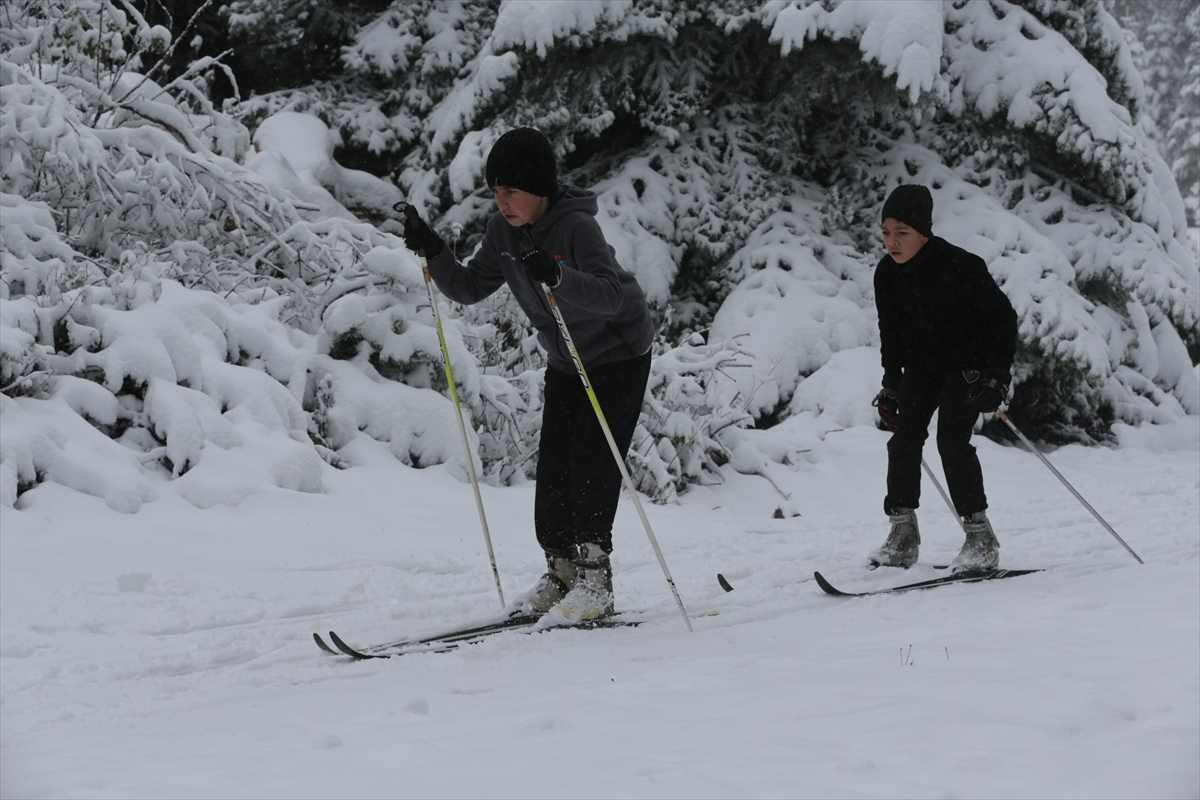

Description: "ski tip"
328 630 384 659
717 573 734 592
813 571 847 596
313 632 338 654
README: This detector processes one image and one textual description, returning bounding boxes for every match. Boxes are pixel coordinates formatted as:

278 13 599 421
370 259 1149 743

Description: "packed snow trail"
2 419 1197 798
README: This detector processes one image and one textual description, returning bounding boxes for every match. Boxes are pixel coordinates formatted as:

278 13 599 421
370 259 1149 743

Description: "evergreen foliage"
1113 0 1199 227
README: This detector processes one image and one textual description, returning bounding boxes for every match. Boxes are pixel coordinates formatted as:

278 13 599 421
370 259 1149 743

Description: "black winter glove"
872 387 900 431
521 247 561 286
968 377 1007 413
395 202 444 258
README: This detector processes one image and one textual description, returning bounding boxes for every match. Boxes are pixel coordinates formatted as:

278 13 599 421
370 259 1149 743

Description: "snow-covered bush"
0 1 481 510
629 332 755 504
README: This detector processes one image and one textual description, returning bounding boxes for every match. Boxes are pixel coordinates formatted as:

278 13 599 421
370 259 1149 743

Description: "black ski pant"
885 368 987 517
535 351 651 557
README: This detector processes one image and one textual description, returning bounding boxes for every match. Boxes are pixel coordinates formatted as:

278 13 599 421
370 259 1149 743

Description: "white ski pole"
400 204 505 608
539 278 693 632
920 458 967 532
996 409 1143 564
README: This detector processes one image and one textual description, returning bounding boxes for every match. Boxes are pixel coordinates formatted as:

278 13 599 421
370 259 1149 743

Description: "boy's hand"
872 387 900 431
521 247 560 286
968 378 1006 413
397 203 444 258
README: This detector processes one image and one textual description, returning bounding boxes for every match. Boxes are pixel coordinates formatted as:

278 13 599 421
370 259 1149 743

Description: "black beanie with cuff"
485 128 558 198
881 184 933 238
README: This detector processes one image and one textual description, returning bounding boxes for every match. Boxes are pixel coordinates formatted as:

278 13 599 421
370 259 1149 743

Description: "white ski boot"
950 511 1000 573
545 543 614 623
508 553 577 617
868 508 920 568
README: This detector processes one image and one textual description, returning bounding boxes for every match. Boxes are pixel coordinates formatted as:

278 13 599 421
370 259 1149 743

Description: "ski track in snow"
1 422 1197 798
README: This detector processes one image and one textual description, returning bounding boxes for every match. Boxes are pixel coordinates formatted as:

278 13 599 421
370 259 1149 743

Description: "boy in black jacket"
400 128 653 620
870 185 1018 572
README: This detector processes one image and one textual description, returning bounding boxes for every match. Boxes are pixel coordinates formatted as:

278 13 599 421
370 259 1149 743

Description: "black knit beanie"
881 184 933 237
485 128 558 198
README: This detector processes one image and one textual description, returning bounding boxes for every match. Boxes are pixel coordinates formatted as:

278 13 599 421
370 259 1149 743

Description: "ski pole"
537 277 693 632
920 458 966 532
996 410 1143 564
399 203 506 608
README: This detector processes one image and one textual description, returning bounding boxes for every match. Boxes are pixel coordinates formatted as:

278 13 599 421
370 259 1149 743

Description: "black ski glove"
872 387 900 431
521 247 561 286
396 202 444 258
968 377 1007 413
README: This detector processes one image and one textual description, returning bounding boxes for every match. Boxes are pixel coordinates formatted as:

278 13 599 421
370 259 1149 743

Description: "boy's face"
494 186 549 227
880 218 929 264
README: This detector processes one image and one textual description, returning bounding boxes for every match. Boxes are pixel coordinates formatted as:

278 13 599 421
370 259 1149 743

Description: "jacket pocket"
605 320 638 357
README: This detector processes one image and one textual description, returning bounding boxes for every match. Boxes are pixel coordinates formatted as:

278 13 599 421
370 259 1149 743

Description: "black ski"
319 614 541 658
313 632 338 654
814 568 1043 597
322 614 639 659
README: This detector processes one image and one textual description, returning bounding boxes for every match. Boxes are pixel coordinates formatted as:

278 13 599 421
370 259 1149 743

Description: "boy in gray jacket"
402 128 653 621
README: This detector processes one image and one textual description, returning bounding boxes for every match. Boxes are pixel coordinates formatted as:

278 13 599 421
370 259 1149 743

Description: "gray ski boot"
950 511 1000 573
547 542 614 622
868 509 920 568
508 552 577 617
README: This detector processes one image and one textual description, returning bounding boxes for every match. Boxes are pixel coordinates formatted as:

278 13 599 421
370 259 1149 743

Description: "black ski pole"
996 410 1143 564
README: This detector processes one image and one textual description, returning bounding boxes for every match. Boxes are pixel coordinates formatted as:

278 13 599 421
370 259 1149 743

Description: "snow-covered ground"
2 412 1197 799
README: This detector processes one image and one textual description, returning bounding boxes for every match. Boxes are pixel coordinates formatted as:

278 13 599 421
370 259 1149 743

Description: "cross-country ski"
814 568 1044 598
322 615 640 660
313 613 541 659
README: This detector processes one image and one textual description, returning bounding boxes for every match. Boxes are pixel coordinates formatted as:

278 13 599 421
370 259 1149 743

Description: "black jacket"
426 185 653 373
874 236 1017 390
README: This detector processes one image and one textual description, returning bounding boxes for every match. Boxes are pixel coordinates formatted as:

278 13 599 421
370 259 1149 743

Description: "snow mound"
0 395 157 513
789 347 883 429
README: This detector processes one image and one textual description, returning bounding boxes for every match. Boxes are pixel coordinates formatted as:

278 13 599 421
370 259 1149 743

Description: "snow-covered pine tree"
1114 0 1199 228
327 0 1195 446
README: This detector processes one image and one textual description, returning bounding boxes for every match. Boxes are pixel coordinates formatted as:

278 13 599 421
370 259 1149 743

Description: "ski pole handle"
395 201 437 261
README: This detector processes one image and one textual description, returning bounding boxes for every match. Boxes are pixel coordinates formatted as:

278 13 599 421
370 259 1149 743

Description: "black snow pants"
885 368 987 517
535 351 652 556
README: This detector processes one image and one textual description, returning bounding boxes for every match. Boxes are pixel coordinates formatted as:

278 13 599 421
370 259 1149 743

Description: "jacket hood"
531 185 597 234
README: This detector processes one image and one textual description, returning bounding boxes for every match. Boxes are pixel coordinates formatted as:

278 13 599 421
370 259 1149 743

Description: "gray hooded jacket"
426 185 653 374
